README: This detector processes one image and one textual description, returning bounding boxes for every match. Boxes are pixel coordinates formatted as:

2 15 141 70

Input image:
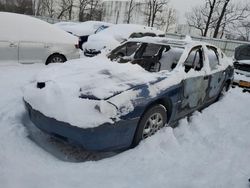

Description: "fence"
33 16 73 24
165 33 250 57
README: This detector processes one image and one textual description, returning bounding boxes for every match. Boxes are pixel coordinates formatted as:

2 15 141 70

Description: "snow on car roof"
0 12 78 44
128 36 188 47
55 21 113 36
93 24 164 40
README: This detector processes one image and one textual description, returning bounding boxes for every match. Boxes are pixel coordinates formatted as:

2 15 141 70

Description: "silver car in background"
0 12 80 65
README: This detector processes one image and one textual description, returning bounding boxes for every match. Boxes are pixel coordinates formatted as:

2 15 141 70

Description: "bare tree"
204 0 218 37
126 0 135 24
237 22 250 41
153 6 177 32
78 0 89 21
164 7 177 33
186 0 221 37
142 0 172 27
187 0 249 38
0 0 33 15
186 6 207 36
224 4 250 41
213 0 231 38
77 0 103 22
57 0 74 20
39 0 55 18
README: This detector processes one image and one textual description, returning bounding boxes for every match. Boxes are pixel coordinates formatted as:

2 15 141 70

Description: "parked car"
55 21 113 50
24 37 234 151
83 24 165 57
233 44 250 91
0 12 80 65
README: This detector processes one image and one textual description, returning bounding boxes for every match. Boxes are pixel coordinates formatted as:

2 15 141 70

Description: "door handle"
204 76 209 80
9 43 17 48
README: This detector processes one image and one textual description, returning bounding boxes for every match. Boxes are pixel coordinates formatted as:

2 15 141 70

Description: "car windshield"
109 42 184 73
95 25 109 34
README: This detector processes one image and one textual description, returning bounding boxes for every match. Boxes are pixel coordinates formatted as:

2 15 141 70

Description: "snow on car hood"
36 55 161 100
24 55 164 128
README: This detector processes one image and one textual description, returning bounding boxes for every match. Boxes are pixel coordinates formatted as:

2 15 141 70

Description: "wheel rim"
142 112 164 139
51 56 64 63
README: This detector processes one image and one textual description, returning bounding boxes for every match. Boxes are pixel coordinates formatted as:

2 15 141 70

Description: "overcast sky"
169 0 203 24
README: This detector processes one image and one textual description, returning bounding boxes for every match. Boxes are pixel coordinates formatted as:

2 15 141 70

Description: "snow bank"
0 12 78 44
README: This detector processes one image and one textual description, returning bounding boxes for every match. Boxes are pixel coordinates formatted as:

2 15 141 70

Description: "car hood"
35 56 162 100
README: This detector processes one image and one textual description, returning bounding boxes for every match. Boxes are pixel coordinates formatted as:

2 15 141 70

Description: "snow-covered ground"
0 63 250 188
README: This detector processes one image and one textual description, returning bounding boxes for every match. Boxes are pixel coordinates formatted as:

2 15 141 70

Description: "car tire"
219 82 230 99
46 54 66 65
133 104 167 146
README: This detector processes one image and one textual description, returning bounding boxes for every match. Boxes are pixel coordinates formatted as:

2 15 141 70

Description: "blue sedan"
24 37 234 151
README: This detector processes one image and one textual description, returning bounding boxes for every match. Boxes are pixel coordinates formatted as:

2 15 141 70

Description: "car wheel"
46 54 66 65
133 104 167 146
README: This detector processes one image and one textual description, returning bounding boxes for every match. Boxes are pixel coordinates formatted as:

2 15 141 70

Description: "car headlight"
95 100 118 118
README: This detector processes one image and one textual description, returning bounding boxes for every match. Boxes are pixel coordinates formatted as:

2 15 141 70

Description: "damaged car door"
178 46 209 117
206 46 226 101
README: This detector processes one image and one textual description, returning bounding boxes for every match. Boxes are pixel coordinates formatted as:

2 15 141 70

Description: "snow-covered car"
55 21 113 50
233 44 250 91
0 12 80 65
24 37 234 151
82 24 165 57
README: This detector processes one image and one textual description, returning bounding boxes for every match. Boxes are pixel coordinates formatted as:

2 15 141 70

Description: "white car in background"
0 12 80 65
55 21 113 50
82 24 165 57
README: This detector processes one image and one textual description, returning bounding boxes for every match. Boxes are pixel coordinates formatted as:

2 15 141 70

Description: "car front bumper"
84 49 101 57
25 102 139 152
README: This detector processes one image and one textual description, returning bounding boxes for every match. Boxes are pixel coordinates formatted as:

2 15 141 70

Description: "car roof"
127 36 216 49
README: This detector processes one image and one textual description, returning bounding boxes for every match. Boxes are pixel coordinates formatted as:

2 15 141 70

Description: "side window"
125 42 141 56
207 46 220 70
110 42 140 57
142 44 162 57
184 47 203 72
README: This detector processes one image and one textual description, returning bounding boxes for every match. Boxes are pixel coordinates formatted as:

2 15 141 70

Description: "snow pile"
0 63 250 188
0 12 78 44
83 24 165 52
55 21 113 36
